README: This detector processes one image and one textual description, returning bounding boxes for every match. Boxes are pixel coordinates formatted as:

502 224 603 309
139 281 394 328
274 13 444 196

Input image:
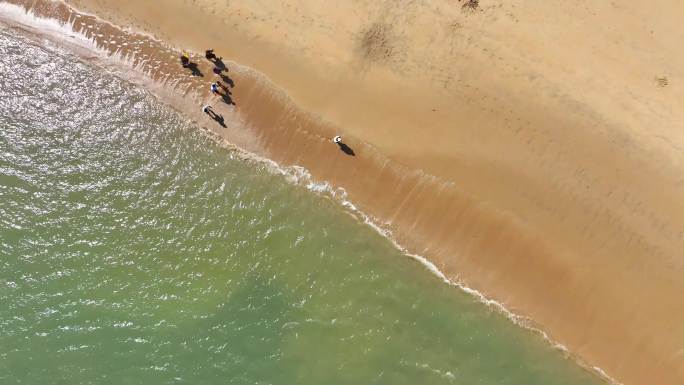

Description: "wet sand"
5 1 684 384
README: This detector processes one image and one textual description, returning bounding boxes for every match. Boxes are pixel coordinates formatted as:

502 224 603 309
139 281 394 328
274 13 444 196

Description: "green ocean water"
0 29 603 385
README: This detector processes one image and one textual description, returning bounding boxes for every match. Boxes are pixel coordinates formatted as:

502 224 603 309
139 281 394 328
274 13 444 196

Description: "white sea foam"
246 154 620 385
0 2 96 51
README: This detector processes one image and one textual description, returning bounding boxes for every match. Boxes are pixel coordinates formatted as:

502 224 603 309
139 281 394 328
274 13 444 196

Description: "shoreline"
0 11 605 380
4 1 684 384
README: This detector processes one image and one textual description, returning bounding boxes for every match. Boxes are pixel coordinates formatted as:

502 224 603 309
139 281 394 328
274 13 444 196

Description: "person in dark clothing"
202 105 226 127
206 49 228 73
203 105 218 118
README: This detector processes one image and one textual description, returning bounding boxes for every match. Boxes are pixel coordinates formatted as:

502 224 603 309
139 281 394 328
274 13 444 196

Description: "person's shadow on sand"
213 113 227 127
337 142 355 156
221 93 236 106
186 61 204 77
219 73 235 88
213 57 227 71
204 106 226 127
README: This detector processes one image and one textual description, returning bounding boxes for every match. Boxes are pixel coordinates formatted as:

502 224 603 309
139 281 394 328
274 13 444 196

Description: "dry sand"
6 0 684 384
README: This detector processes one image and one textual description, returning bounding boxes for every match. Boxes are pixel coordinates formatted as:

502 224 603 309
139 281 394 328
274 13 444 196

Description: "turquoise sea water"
0 30 603 385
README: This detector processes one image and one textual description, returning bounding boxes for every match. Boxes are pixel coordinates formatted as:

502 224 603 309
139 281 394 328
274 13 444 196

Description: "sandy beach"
5 0 684 384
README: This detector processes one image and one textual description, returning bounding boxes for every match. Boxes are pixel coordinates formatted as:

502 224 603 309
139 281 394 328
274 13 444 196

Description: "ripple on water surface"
0 30 603 385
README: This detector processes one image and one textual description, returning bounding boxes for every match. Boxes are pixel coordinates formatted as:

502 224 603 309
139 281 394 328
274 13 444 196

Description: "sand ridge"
8 0 684 384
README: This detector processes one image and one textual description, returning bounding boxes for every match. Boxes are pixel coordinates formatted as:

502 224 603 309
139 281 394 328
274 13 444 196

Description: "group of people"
180 48 232 126
206 49 233 106
181 49 347 149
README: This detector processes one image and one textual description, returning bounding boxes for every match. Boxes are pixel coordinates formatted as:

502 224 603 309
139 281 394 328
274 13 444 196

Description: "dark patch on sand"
359 23 394 62
655 76 668 88
461 0 479 12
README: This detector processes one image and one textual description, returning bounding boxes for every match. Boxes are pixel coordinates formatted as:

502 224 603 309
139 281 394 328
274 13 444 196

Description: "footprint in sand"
655 76 668 88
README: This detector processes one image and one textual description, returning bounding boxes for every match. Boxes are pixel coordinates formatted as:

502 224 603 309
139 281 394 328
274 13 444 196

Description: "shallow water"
0 29 603 385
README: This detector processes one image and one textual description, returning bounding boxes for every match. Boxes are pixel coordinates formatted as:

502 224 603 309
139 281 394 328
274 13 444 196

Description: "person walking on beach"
202 105 226 127
180 51 190 67
205 49 228 73
203 105 217 118
210 82 220 94
332 135 355 155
